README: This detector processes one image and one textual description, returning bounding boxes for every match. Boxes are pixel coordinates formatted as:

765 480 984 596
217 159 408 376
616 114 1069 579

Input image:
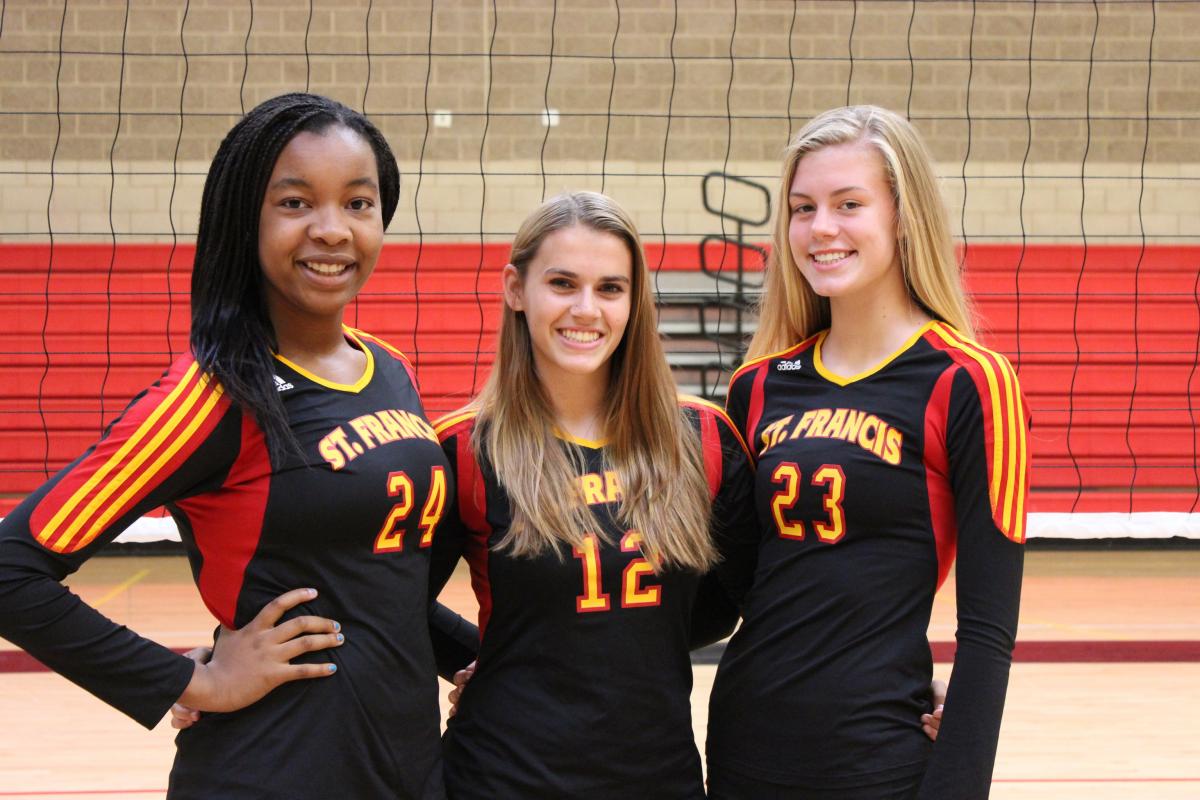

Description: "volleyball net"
1 0 1198 540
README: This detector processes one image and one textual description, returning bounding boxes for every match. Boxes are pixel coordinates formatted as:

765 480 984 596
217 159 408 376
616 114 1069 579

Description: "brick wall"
2 0 1198 242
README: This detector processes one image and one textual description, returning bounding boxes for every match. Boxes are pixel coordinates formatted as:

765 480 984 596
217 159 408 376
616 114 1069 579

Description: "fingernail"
327 664 337 673
307 588 318 597
336 633 344 643
333 621 341 632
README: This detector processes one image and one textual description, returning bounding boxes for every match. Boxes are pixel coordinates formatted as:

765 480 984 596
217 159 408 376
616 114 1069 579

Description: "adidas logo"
274 375 294 392
776 359 804 372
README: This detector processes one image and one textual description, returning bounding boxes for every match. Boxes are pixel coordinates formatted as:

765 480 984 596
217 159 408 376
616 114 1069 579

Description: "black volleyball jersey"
0 328 451 800
431 398 755 800
707 321 1029 797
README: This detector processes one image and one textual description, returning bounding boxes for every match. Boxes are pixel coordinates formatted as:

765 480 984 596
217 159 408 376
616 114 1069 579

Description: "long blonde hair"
471 191 716 571
749 105 973 359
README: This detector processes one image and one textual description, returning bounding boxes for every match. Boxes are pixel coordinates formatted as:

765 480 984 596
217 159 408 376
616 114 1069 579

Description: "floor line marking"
89 568 152 609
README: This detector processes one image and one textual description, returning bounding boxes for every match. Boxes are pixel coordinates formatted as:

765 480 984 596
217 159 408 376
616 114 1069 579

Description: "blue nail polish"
333 621 341 632
336 633 344 643
327 664 337 674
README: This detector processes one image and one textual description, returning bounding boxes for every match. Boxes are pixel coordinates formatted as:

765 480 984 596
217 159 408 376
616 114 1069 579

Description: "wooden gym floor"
1 549 1197 799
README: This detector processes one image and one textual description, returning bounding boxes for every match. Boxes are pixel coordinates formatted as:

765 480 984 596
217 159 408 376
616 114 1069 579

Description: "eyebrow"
268 176 379 191
789 186 866 199
544 267 631 284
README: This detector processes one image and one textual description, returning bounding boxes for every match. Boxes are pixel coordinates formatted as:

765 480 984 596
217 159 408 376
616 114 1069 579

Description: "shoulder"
728 333 822 391
678 394 738 437
677 394 752 460
133 351 233 424
921 322 1022 389
345 327 410 364
920 323 1028 434
433 408 479 445
345 327 423 392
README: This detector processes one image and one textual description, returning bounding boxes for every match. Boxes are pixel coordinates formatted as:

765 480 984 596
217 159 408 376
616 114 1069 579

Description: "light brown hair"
471 191 716 571
750 105 973 358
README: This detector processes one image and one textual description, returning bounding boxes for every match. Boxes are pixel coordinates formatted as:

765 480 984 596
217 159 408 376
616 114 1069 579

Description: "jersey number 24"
374 466 448 552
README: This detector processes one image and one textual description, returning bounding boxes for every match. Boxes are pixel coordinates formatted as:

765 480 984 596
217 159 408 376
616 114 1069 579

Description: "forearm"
0 563 195 728
917 529 1023 798
428 601 479 680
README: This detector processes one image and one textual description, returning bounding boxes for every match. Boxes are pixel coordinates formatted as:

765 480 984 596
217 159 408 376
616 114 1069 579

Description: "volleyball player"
0 94 451 799
705 106 1029 799
427 191 759 799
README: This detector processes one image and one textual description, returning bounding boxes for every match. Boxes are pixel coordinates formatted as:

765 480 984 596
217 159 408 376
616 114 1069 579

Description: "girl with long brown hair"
430 191 757 798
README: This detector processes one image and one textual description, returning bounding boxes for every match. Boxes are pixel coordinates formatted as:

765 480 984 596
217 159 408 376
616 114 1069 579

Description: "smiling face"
787 140 904 307
257 126 384 337
504 224 633 394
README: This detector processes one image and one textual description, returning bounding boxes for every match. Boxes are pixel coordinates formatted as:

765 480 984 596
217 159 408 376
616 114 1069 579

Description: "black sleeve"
689 403 759 649
917 366 1029 799
428 602 479 681
426 424 480 681
688 570 740 649
708 407 759 610
0 363 238 728
723 364 756 456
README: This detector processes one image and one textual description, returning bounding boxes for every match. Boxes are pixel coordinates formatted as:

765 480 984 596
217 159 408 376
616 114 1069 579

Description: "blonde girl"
707 106 1029 799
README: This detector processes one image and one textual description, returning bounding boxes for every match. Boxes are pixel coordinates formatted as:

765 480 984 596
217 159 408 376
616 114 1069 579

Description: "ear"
501 264 524 312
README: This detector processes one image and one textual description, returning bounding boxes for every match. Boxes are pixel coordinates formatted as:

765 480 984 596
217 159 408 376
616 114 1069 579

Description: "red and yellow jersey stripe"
30 357 230 554
679 394 753 502
433 408 479 442
926 322 1031 543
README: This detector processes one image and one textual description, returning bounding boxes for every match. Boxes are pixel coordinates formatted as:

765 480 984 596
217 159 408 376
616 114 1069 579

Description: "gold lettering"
360 414 393 445
883 427 903 465
872 419 888 458
858 415 879 451
804 409 832 438
603 470 623 503
382 409 420 439
821 408 848 438
319 432 346 470
405 412 438 443
840 410 866 442
790 410 818 439
349 417 378 449
579 473 606 505
760 415 794 453
377 410 406 441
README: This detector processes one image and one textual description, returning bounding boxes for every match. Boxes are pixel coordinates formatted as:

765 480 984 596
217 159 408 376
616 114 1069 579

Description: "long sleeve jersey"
429 397 756 800
0 328 451 800
707 321 1029 798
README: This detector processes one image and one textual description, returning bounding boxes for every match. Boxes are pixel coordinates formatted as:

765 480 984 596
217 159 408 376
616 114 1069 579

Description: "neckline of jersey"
273 327 375 393
812 320 937 386
555 429 606 449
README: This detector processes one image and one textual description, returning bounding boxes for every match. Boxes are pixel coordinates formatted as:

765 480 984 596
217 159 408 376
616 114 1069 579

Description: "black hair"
189 92 400 464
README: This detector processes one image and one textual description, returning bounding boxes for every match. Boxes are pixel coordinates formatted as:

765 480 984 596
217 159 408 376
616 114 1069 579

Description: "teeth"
812 252 850 264
561 329 600 343
303 261 350 275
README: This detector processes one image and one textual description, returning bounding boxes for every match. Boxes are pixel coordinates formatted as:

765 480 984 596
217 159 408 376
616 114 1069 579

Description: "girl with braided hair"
0 93 450 799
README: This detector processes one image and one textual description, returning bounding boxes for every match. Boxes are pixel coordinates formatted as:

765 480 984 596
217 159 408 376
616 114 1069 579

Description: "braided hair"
189 93 400 464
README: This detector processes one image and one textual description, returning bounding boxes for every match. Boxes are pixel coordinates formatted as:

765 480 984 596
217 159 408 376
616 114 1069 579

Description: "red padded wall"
2 243 1197 515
